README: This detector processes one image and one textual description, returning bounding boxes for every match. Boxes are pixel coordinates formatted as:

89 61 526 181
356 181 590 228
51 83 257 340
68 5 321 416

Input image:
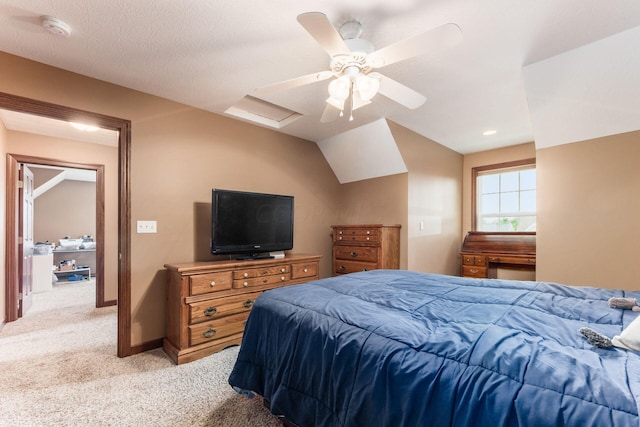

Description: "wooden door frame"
1 92 133 358
9 156 107 305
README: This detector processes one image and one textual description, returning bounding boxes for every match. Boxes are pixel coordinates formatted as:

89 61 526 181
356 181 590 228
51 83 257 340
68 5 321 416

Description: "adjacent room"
1 1 639 426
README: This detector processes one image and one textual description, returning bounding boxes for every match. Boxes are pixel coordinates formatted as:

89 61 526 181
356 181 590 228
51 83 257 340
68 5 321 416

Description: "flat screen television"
211 189 294 259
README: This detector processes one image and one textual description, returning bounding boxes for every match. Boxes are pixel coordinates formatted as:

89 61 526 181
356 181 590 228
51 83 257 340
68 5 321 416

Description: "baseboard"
129 338 163 356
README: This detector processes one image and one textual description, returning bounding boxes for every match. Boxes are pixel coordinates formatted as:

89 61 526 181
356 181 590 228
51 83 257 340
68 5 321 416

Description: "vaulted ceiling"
1 1 639 154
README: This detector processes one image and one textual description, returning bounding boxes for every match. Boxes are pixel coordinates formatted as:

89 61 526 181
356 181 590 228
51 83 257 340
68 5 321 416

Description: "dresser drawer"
189 271 233 296
189 311 250 346
291 262 318 279
334 246 378 263
189 292 260 324
462 265 487 278
334 228 379 244
233 272 291 289
334 260 377 275
233 265 290 279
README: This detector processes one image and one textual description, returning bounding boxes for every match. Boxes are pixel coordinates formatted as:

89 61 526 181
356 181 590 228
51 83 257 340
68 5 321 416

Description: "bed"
228 270 640 426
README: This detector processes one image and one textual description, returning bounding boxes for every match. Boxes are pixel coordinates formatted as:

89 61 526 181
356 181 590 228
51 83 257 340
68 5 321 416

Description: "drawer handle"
362 268 369 271
262 279 268 284
243 273 249 278
210 281 216 287
350 251 358 257
339 265 346 272
281 268 286 273
280 276 286 281
366 231 370 235
338 236 343 240
366 237 370 241
243 281 249 287
203 328 217 338
470 268 478 274
243 300 254 308
303 268 308 273
203 307 217 316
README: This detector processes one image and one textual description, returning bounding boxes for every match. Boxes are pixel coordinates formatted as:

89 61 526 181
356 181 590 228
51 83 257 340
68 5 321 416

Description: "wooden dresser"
460 232 536 278
163 254 321 364
331 224 401 275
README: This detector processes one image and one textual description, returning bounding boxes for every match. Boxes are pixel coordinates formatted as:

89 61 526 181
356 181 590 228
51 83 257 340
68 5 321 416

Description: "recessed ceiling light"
482 129 497 136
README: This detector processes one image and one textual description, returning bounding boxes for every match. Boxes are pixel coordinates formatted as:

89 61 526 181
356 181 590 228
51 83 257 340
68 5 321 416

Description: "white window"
473 160 536 232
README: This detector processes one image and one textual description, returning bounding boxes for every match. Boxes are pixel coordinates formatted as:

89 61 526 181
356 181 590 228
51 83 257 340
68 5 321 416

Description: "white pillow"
612 315 640 351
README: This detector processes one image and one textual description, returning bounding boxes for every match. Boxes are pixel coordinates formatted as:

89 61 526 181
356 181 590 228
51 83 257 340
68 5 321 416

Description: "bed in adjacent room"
228 270 640 426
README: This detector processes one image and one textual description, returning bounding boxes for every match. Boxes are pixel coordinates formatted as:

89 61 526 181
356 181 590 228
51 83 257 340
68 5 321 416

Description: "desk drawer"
488 256 535 265
462 265 487 278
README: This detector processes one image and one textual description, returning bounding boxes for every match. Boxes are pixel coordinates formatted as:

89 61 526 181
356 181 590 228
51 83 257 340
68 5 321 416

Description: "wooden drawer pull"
203 328 217 338
243 300 254 308
203 307 217 316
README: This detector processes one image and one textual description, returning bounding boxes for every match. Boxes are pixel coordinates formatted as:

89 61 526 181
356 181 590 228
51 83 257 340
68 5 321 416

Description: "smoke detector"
40 16 71 38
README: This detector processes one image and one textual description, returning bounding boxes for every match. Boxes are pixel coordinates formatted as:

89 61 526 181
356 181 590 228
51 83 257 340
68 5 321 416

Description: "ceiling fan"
255 12 462 122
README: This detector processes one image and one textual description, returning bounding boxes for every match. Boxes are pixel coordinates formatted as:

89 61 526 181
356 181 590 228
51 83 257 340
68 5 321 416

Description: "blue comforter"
228 270 640 426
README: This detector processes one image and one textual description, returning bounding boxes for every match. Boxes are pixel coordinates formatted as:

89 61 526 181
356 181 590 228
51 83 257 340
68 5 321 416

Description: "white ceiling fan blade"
320 103 341 123
368 23 462 69
255 71 333 95
297 12 351 57
375 73 426 109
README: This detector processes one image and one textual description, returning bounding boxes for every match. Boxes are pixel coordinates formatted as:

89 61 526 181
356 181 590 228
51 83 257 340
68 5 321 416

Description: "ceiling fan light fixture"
328 76 351 101
355 75 380 101
326 96 345 110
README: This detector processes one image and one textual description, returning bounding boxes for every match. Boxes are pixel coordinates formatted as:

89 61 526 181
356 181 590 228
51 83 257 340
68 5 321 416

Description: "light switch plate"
137 220 157 233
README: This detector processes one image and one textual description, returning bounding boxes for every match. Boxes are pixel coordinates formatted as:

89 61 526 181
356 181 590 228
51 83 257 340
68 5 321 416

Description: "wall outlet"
137 220 157 233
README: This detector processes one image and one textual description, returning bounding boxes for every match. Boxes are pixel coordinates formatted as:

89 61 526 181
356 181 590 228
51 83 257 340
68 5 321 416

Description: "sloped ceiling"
0 1 639 156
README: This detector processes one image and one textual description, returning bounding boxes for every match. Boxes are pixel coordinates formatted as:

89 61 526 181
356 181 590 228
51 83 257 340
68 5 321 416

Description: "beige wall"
537 131 640 290
390 121 463 275
0 52 341 345
6 131 118 301
33 178 96 244
462 142 536 235
0 118 6 326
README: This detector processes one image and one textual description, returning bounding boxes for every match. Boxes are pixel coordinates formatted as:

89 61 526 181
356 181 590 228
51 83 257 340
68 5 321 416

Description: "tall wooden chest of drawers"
163 254 321 364
331 224 401 275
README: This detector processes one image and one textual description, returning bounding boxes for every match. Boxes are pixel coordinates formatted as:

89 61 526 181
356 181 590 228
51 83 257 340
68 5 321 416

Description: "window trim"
471 158 536 231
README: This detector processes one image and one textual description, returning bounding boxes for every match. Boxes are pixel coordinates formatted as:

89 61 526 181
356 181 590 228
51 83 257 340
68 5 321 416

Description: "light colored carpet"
0 280 281 427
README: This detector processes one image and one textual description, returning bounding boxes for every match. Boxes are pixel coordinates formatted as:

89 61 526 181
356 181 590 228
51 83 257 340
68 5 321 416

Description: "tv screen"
211 189 294 259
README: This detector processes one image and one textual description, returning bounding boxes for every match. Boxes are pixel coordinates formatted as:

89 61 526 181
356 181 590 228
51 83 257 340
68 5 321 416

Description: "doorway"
1 91 133 358
14 159 106 310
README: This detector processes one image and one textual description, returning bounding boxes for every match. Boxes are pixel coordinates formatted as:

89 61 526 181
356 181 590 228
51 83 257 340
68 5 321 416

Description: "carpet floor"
0 280 281 427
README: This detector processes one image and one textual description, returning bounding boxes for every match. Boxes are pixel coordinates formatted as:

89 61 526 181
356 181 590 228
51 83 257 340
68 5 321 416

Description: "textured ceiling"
1 1 639 154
